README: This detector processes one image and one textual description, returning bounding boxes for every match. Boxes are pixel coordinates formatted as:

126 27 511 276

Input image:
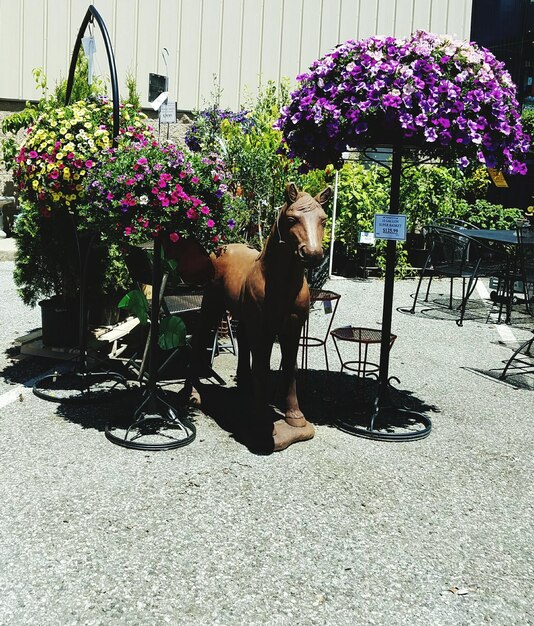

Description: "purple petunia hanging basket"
276 31 530 174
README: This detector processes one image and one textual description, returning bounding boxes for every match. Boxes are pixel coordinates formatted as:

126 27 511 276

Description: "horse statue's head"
277 182 332 268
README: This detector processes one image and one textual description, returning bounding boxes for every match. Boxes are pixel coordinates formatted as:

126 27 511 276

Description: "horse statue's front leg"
274 314 315 451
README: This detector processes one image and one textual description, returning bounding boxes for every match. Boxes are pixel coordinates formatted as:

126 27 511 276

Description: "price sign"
358 231 375 245
159 101 177 124
374 213 407 241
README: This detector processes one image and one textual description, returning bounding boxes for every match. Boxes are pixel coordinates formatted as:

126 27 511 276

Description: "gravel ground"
0 256 533 626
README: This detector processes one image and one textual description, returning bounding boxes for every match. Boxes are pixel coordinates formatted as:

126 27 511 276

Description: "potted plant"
81 138 241 349
10 97 152 344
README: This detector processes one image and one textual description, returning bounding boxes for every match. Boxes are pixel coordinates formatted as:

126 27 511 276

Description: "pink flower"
85 160 95 169
29 150 38 159
187 208 198 220
201 206 210 215
106 192 114 201
124 226 133 235
137 157 148 165
206 219 215 228
48 170 59 180
191 176 200 184
169 232 180 243
126 178 136 185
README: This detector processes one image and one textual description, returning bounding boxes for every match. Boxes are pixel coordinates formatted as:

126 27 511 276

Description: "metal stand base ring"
33 371 129 403
336 407 432 441
105 391 196 451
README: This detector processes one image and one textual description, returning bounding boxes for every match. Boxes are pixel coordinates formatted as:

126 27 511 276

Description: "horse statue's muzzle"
297 245 324 267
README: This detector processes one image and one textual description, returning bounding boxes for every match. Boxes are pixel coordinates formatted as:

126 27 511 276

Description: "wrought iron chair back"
410 225 509 326
517 223 534 315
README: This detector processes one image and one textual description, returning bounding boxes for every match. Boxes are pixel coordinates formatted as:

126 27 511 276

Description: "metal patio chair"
409 225 510 326
500 224 534 381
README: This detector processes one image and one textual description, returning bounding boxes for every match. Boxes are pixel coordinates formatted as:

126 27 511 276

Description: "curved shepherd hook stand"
33 6 128 403
105 237 196 450
336 145 431 441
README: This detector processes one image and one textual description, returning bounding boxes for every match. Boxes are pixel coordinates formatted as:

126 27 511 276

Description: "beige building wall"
0 0 473 111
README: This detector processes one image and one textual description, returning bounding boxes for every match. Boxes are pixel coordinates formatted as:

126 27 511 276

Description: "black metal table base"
33 370 129 403
335 376 432 442
105 389 196 451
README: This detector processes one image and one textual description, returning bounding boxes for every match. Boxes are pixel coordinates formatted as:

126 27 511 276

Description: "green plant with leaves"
458 199 523 229
117 286 187 350
123 70 141 110
13 198 131 307
5 59 153 310
521 108 534 147
184 80 305 247
333 161 389 247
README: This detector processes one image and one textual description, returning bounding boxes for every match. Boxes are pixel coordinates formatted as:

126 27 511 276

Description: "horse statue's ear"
285 182 299 205
316 186 333 206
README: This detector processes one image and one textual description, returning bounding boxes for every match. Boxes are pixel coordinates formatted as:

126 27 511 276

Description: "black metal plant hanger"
336 144 432 441
33 6 196 450
33 5 128 403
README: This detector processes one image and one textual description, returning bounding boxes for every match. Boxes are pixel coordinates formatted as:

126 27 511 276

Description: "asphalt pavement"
0 242 533 626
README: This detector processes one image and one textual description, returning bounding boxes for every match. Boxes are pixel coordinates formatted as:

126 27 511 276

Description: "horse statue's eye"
286 217 298 225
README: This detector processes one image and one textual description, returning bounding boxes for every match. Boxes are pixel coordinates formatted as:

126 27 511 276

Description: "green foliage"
325 159 514 278
521 109 534 145
374 239 414 280
185 80 306 247
123 71 141 109
13 200 70 306
118 289 187 350
333 162 390 246
158 316 187 350
14 199 132 307
458 199 523 229
118 290 149 325
401 165 465 232
221 80 304 245
52 54 108 106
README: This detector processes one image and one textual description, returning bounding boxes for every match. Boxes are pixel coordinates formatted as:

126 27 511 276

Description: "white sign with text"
374 213 407 241
159 101 177 124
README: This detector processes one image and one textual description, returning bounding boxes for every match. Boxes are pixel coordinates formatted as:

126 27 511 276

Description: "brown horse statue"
189 182 331 452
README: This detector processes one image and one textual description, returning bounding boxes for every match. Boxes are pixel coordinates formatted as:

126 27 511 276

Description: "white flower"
139 195 148 205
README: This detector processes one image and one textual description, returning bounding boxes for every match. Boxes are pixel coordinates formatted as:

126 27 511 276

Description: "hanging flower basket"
83 140 237 255
276 31 530 173
14 98 152 218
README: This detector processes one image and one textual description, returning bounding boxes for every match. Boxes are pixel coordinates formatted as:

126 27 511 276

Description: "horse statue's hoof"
273 418 315 451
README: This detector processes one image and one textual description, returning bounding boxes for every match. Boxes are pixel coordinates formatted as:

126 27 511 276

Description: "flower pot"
39 297 80 347
162 237 215 285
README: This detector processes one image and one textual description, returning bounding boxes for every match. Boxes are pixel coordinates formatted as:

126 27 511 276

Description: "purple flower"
276 31 530 174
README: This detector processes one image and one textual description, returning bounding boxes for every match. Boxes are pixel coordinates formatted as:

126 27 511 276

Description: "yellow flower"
56 152 64 160
32 180 39 190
